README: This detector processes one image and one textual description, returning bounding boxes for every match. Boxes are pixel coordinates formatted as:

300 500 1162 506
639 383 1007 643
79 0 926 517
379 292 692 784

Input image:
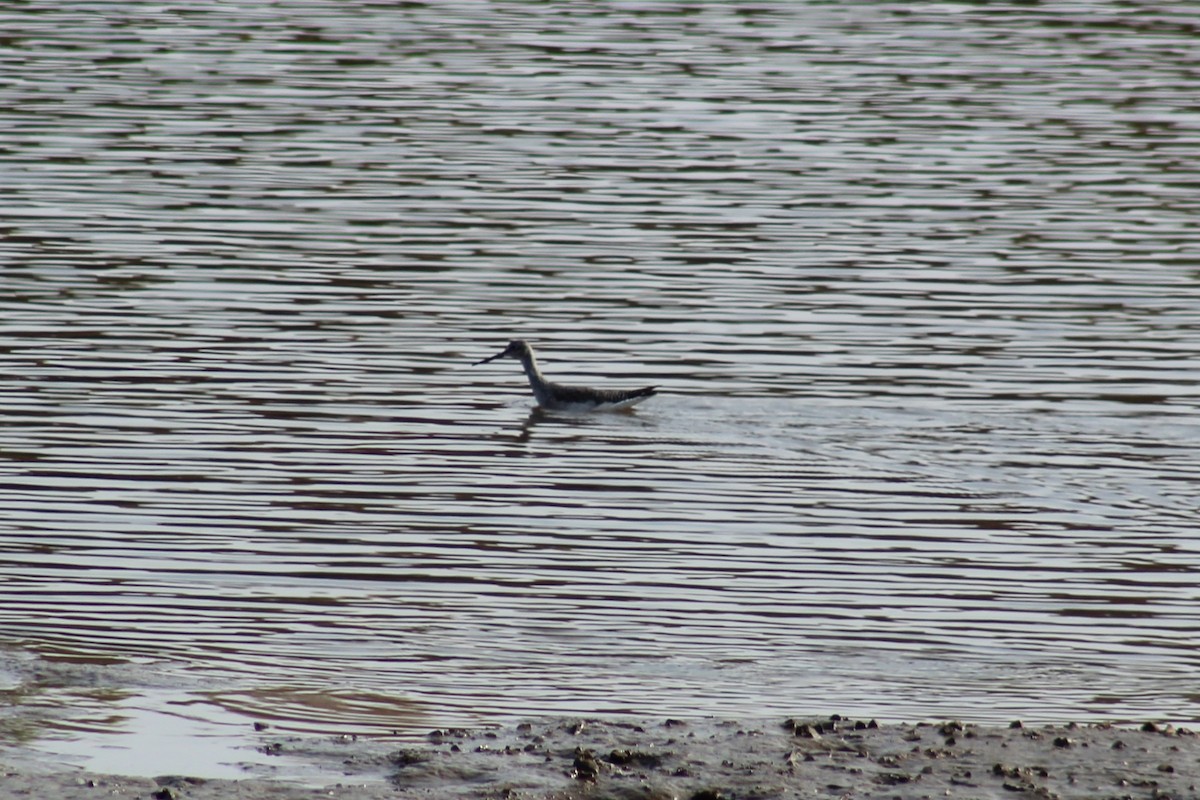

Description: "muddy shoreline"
3 716 1197 799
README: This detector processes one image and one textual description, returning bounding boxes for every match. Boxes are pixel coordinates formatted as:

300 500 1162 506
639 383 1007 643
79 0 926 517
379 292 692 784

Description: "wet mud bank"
3 716 1198 799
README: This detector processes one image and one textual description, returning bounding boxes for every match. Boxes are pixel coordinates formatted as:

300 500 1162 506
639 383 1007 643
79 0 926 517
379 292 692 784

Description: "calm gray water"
2 0 1200 777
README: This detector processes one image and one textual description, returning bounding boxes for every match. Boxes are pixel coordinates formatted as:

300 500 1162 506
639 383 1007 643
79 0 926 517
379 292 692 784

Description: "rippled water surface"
3 0 1200 776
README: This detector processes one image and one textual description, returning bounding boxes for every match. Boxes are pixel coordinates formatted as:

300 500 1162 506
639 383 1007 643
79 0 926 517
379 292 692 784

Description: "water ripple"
2 1 1199 761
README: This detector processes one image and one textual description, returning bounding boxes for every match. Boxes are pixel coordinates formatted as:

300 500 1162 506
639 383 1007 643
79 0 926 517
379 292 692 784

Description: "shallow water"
2 0 1200 778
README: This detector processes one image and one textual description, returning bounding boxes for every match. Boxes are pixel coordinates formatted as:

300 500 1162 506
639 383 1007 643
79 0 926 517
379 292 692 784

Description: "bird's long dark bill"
472 351 504 366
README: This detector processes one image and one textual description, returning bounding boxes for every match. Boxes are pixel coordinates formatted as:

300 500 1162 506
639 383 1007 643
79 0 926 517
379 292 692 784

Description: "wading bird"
473 340 657 412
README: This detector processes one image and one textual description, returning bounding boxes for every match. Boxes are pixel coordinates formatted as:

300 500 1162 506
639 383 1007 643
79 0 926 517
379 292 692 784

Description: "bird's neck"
516 350 552 402
518 351 551 394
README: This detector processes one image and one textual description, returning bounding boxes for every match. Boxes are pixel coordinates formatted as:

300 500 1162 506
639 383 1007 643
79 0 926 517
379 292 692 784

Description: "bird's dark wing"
549 383 657 404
